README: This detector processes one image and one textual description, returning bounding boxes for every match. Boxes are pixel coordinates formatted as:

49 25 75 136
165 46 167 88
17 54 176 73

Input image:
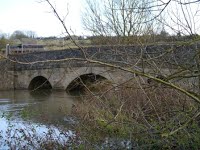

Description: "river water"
0 90 133 149
0 90 79 149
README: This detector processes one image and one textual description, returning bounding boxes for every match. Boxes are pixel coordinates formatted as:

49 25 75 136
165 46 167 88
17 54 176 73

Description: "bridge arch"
66 73 107 92
28 76 52 90
64 67 114 92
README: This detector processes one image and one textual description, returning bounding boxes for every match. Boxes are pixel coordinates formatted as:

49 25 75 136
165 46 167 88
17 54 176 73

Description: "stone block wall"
0 60 14 90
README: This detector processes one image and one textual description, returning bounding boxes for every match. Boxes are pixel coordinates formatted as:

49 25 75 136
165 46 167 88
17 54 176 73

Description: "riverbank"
71 80 200 149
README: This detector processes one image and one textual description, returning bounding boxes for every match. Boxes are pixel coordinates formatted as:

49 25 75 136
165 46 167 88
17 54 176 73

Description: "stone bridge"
0 44 198 91
13 66 131 91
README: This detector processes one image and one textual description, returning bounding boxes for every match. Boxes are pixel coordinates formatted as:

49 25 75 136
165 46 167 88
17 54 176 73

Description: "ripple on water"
0 99 10 104
0 102 38 112
0 117 76 150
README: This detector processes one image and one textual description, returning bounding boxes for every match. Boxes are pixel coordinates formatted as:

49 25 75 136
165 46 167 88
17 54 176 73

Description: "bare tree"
158 0 200 96
82 0 154 36
25 30 37 38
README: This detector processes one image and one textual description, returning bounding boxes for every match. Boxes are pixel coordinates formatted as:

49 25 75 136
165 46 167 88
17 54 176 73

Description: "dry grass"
37 39 91 50
71 79 200 149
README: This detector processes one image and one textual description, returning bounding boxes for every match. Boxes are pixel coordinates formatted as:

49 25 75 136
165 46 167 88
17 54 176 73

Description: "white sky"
0 0 86 37
1 0 199 37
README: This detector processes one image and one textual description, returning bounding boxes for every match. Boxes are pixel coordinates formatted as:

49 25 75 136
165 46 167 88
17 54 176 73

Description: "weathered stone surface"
0 60 14 90
0 44 198 90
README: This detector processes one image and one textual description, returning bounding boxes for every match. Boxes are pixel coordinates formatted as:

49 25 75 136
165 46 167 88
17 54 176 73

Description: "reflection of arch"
66 73 107 92
28 76 52 90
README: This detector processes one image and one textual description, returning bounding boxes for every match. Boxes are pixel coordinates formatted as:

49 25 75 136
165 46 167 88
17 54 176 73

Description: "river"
0 90 80 149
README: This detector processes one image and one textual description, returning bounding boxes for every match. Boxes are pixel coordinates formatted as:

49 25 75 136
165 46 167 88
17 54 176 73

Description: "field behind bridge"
1 34 199 53
37 38 92 50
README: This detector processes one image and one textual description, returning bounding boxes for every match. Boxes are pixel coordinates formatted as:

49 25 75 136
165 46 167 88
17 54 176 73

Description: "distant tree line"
88 32 200 45
0 34 9 50
0 30 37 50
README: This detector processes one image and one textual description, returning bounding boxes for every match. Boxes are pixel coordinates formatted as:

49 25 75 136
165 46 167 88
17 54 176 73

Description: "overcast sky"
0 0 85 37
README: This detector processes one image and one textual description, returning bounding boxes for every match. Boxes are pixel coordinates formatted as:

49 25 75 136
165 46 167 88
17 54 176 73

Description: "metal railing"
5 44 44 57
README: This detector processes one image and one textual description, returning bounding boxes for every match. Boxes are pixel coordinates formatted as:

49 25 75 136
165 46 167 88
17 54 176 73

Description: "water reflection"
0 90 79 149
0 90 78 125
29 89 52 100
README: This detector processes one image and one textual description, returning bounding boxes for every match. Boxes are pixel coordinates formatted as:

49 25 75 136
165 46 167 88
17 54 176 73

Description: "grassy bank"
71 79 200 149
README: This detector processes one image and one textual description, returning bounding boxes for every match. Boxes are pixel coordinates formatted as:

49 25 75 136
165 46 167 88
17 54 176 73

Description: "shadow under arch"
28 76 52 91
66 73 107 93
